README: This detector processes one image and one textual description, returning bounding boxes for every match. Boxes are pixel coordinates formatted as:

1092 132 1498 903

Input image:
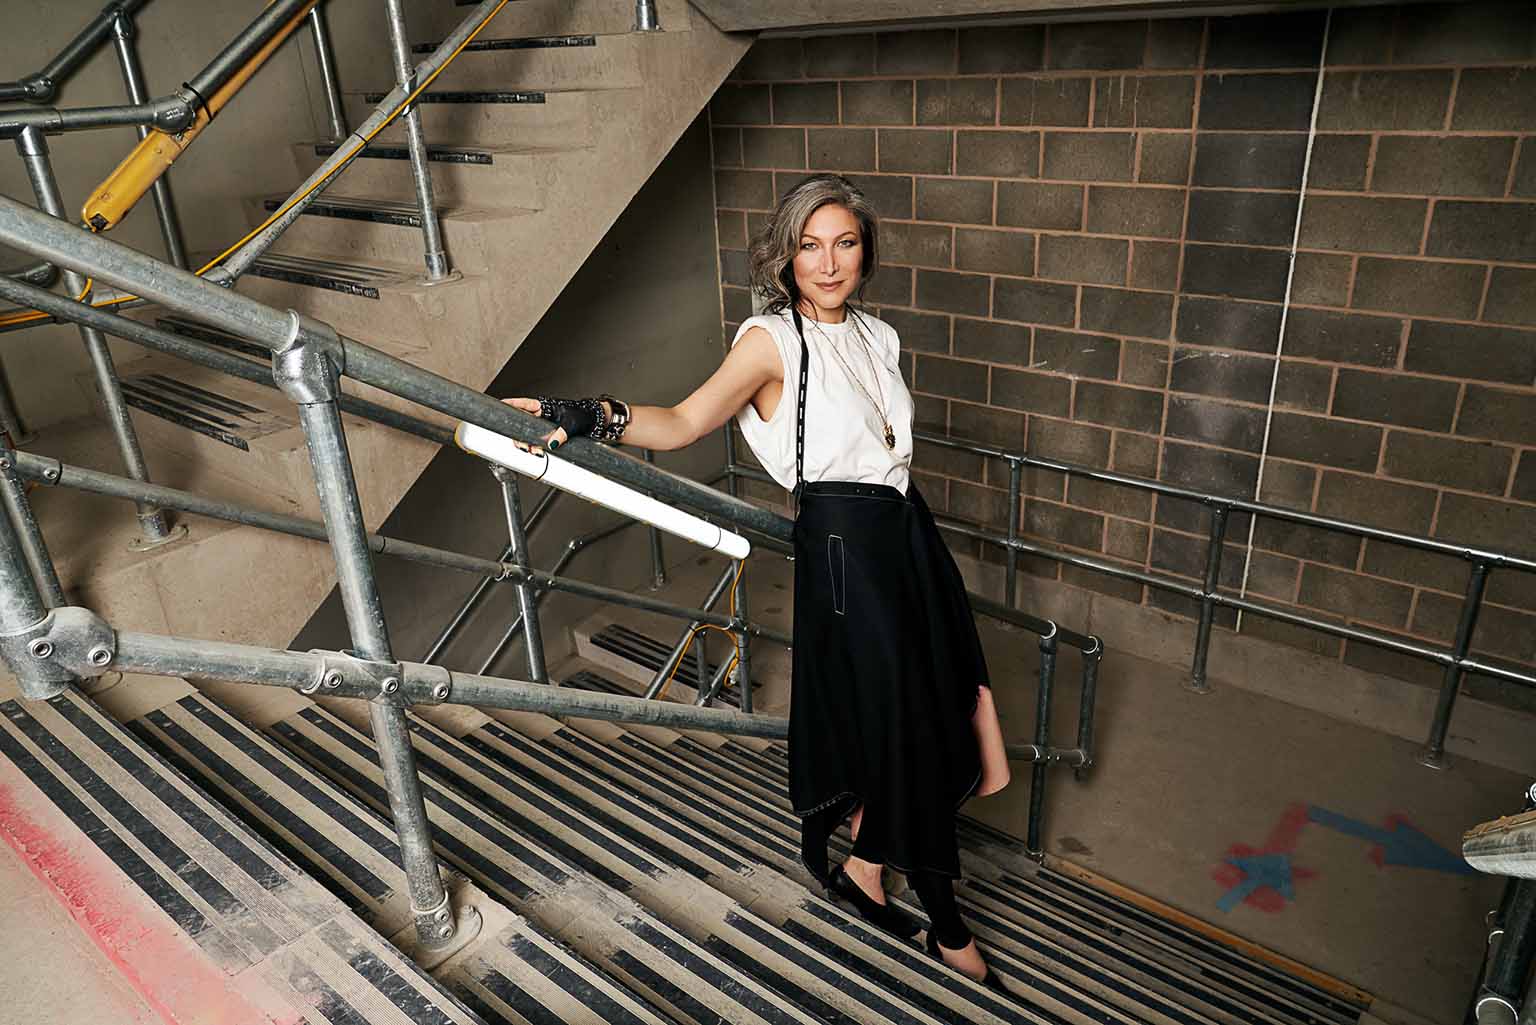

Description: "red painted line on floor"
0 768 304 1025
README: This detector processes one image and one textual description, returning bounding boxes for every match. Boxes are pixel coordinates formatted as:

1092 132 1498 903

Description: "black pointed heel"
925 930 1015 999
829 864 920 938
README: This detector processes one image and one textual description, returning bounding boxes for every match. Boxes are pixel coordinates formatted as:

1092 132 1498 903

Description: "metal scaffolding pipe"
497 469 547 685
1466 811 1536 880
307 6 348 141
110 9 188 269
382 0 451 280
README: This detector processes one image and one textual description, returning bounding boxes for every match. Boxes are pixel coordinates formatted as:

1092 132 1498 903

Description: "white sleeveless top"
731 309 913 495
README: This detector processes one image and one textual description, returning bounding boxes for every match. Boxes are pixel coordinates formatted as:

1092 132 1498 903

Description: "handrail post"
1005 458 1022 608
1026 625 1059 859
722 420 740 499
0 437 65 607
1471 878 1536 1025
494 466 548 686
15 126 175 548
272 320 462 951
382 0 453 282
732 560 751 712
1419 560 1490 770
1072 636 1102 782
0 373 30 445
634 0 661 31
307 5 348 142
109 9 188 269
645 564 735 699
642 449 667 588
1187 503 1229 695
0 471 71 700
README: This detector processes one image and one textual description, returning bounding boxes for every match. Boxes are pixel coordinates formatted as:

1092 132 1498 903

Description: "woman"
504 174 1012 991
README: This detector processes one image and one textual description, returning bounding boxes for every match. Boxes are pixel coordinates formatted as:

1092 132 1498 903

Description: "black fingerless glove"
536 395 631 445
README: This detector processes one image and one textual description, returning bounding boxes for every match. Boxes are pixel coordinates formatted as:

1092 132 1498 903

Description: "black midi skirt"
788 479 990 878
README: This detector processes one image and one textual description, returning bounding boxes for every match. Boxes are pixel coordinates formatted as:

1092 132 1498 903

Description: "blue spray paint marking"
1217 853 1296 913
1306 806 1474 875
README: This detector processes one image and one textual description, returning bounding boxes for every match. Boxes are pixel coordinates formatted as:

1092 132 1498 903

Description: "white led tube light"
456 422 752 561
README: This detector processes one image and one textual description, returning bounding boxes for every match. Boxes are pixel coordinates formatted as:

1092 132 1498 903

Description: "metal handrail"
0 0 151 103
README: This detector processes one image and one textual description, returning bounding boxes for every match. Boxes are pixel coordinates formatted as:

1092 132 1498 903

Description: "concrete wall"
708 1 1536 711
292 115 729 669
0 0 392 433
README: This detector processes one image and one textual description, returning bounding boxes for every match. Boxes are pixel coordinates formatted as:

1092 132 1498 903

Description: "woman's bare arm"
503 326 782 451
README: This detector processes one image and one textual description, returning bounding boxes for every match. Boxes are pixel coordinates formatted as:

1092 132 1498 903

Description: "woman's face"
792 203 863 319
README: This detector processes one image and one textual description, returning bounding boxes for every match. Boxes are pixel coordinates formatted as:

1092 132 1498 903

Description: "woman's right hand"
500 396 567 451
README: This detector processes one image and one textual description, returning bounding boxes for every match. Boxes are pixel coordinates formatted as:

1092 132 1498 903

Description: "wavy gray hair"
747 174 881 315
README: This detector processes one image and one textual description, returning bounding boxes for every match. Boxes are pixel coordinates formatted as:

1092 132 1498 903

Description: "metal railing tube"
0 0 152 104
5 260 60 286
0 274 451 446
643 449 666 588
279 341 453 950
644 564 736 699
307 5 348 142
0 371 29 445
383 0 452 281
0 495 70 700
496 468 548 685
1419 562 1490 769
1475 879 1536 1025
1005 459 1022 607
634 0 661 31
0 442 65 607
184 0 316 106
696 643 735 706
425 489 559 665
1074 639 1103 781
722 419 740 499
220 0 508 278
110 9 188 269
15 128 171 545
0 193 795 543
965 590 1094 651
1026 627 1059 858
1189 505 1230 695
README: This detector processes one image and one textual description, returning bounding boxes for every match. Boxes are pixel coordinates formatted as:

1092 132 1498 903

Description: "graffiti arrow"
1306 805 1473 875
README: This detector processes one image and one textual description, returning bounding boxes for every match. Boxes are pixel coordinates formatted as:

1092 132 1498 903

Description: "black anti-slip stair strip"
126 720 373 920
610 950 727 1025
0 708 211 937
1017 870 1361 1022
156 316 273 361
704 934 864 1025
286 958 377 1025
363 89 545 104
483 723 751 875
143 373 267 416
459 727 721 879
719 740 789 780
289 707 578 890
589 624 759 704
725 911 933 1025
248 253 391 299
564 669 631 695
321 919 465 1025
412 34 597 53
47 698 291 897
262 196 429 228
552 730 797 863
140 709 393 903
670 737 787 802
619 734 798 830
268 719 539 904
3 701 260 927
783 912 1047 1025
403 718 679 883
970 878 1311 1025
501 931 661 1025
315 141 495 164
621 917 811 1025
122 389 251 450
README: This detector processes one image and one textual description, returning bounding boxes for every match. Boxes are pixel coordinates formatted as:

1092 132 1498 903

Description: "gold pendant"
884 423 896 449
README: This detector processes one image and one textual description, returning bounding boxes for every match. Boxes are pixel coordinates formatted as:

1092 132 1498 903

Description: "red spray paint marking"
0 769 305 1025
1210 802 1317 913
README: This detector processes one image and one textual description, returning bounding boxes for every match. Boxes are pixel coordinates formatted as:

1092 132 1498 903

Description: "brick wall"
708 2 1536 700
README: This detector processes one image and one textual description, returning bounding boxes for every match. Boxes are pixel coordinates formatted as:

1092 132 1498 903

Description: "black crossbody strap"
791 307 810 498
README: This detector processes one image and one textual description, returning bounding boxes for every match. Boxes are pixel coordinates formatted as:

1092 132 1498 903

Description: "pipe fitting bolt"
380 676 399 696
322 669 343 689
27 638 52 659
87 645 112 667
431 681 450 701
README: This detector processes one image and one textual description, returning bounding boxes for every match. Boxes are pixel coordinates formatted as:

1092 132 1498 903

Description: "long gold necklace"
809 310 896 449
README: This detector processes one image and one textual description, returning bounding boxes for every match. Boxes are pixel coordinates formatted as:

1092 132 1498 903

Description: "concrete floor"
0 839 160 1025
632 546 1517 1025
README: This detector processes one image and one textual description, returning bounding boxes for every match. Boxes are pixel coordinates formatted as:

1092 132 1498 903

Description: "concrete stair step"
268 702 828 1025
0 687 482 1024
569 619 762 710
247 194 534 276
415 32 645 90
123 689 674 1025
346 87 603 149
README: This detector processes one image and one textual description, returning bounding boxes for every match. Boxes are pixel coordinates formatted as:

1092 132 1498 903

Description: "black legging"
799 799 972 950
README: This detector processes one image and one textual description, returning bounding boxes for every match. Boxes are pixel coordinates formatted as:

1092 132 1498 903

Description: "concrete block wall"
708 1 1536 709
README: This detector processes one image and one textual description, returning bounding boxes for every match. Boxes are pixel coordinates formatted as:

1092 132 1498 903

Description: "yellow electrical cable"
654 560 747 703
0 0 509 329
